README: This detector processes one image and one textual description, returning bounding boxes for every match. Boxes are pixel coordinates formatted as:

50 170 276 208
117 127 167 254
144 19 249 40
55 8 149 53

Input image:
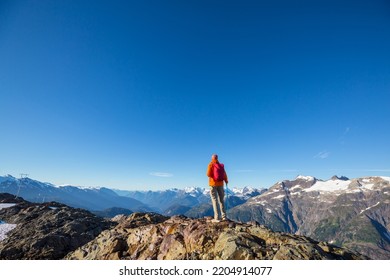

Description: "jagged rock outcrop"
66 212 366 260
0 193 114 259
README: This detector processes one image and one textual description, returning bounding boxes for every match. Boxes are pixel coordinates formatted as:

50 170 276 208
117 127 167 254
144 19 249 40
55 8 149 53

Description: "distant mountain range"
0 175 264 216
229 175 390 260
0 175 149 212
114 186 265 217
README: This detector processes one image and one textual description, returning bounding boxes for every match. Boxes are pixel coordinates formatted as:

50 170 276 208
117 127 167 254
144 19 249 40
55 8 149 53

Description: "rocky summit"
66 212 366 260
0 193 114 259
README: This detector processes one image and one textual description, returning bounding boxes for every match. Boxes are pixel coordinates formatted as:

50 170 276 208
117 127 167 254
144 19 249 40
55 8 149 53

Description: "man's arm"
206 163 213 177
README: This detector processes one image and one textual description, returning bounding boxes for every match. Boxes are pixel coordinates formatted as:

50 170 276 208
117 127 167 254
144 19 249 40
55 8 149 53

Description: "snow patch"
272 194 285 200
266 208 272 213
296 175 315 181
290 185 302 191
254 200 266 206
380 177 390 182
305 179 351 192
290 192 301 196
359 202 380 214
0 203 16 210
363 183 375 190
346 189 362 194
0 221 17 241
262 189 280 196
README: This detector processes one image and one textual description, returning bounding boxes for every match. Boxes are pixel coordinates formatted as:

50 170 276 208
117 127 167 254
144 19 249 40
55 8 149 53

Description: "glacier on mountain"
305 179 351 192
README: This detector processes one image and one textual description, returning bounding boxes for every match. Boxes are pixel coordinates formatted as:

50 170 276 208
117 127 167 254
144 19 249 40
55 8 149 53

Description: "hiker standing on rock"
207 154 228 222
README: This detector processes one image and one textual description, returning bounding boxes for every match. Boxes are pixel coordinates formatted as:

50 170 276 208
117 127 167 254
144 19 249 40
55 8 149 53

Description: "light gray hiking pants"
210 186 226 220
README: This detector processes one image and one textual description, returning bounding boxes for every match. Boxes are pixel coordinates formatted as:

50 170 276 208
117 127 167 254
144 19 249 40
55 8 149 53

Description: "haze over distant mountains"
0 175 150 213
0 175 264 217
114 186 265 217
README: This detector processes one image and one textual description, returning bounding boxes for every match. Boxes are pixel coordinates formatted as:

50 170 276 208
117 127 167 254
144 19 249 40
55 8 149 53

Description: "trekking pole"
225 183 228 219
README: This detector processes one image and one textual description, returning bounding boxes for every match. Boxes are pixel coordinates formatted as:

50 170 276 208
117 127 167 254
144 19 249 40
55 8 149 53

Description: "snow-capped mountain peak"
183 186 203 194
56 184 103 191
0 175 17 183
295 175 315 181
380 176 390 182
232 186 261 195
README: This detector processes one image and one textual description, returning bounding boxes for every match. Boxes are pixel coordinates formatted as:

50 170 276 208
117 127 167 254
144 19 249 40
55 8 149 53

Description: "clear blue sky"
1 0 389 190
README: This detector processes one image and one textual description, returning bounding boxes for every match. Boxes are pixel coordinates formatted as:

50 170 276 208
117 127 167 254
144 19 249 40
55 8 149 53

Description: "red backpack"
212 163 225 181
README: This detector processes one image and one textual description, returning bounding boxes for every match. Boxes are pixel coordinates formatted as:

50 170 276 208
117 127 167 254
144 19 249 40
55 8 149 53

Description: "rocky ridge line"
66 212 366 260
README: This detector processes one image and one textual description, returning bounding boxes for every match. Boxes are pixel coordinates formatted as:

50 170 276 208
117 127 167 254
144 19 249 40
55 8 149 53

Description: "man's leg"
210 186 220 220
216 186 226 220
